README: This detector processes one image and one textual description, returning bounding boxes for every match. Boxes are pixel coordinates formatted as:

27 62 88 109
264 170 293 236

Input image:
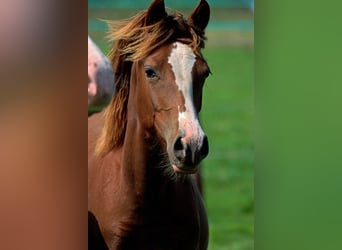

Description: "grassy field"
89 7 254 250
201 47 254 250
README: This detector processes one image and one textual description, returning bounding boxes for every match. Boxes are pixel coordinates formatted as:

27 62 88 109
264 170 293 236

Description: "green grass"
89 8 254 250
201 47 254 250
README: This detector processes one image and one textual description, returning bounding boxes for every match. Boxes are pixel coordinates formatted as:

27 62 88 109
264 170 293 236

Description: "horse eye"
145 68 158 79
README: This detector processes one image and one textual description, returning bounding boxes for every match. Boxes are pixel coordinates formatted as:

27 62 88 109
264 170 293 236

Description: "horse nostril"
173 136 185 160
200 135 209 160
172 135 209 167
174 136 184 151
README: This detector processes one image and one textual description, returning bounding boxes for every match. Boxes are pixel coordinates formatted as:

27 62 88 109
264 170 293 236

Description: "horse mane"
95 8 207 156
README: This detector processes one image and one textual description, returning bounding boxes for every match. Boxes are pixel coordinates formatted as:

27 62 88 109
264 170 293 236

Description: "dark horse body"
88 1 211 249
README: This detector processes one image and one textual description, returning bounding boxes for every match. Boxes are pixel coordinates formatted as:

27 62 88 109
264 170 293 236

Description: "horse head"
98 0 211 176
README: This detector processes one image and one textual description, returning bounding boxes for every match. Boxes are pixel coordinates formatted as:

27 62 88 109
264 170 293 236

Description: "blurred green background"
89 1 254 249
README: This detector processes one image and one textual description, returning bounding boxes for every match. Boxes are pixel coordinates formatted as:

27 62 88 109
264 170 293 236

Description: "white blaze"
168 42 204 142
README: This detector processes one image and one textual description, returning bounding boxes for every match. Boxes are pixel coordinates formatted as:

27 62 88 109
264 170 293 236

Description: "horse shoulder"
88 112 124 226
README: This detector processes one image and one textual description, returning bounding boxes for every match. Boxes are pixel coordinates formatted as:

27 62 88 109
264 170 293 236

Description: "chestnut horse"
88 0 211 249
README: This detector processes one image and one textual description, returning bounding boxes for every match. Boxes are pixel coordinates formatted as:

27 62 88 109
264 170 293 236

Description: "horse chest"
117 184 206 249
116 205 204 249
97 178 205 249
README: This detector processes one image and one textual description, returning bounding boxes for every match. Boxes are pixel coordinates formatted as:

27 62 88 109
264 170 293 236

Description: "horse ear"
145 0 166 25
188 0 210 32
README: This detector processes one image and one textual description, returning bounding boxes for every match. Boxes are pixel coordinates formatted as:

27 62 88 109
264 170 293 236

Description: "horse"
88 0 211 249
88 35 115 114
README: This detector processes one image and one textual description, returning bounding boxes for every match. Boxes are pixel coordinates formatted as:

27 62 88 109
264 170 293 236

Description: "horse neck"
118 75 159 201
120 115 151 197
119 116 196 203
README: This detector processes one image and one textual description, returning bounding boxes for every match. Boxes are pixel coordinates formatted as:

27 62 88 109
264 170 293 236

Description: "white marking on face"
168 42 205 142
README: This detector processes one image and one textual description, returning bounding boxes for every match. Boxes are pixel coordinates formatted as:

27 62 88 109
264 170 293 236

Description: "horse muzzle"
171 134 209 173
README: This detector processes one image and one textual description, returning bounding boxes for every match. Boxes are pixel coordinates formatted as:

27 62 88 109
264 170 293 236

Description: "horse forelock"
96 7 207 156
107 8 206 62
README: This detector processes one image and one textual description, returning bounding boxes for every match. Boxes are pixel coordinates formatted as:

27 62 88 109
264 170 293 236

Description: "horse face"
141 42 210 173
